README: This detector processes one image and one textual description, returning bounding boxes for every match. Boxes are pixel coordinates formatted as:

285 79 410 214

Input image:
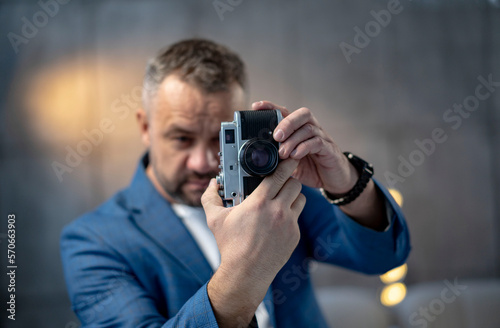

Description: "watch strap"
320 152 374 206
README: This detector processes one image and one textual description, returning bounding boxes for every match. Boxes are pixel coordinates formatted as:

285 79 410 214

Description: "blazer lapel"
126 154 213 285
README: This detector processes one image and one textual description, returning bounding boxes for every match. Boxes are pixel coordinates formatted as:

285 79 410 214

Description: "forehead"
151 74 244 128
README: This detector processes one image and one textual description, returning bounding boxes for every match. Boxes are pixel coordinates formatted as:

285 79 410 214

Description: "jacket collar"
125 153 213 284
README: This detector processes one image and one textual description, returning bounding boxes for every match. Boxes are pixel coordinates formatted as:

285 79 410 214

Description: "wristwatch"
320 152 374 206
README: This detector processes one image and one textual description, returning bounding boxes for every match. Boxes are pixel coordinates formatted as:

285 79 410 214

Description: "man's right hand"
201 158 306 327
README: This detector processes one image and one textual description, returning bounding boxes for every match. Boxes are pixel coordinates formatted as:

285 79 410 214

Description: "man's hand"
252 101 387 230
252 101 358 194
201 159 306 328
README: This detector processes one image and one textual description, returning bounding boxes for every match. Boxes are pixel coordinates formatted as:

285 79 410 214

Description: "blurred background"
1 0 499 327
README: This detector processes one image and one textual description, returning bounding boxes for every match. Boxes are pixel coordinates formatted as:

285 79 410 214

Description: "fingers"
291 193 307 213
278 123 326 159
274 177 303 206
256 159 299 199
273 107 319 143
289 136 331 160
201 179 225 218
251 100 290 117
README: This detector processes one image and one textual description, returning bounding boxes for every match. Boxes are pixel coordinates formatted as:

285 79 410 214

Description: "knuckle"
272 167 289 184
304 123 315 134
293 193 307 211
312 136 323 147
299 107 311 116
274 207 285 221
269 207 286 228
293 229 301 246
298 193 307 206
292 224 301 239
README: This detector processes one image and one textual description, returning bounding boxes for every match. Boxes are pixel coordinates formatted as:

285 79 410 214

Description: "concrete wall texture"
0 0 499 327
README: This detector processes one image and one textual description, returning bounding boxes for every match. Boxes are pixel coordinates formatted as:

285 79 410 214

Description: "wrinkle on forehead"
150 74 244 125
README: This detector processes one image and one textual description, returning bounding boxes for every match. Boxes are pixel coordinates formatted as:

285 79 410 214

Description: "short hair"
142 38 247 111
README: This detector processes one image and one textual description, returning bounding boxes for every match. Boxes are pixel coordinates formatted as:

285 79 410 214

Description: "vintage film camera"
216 109 283 207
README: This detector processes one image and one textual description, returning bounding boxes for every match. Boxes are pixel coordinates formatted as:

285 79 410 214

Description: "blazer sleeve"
60 220 219 328
299 178 411 275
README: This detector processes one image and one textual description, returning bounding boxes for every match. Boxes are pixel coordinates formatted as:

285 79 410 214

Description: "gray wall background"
0 0 499 327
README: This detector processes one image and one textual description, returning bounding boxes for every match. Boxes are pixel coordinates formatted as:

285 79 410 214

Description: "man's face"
138 74 246 207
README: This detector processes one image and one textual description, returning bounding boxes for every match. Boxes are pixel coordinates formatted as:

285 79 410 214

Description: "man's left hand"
252 100 358 196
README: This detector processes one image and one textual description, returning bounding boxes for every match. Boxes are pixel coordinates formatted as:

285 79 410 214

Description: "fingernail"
274 129 284 141
279 146 285 157
290 149 297 157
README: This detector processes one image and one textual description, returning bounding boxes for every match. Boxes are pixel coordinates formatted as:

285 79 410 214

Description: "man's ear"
136 108 151 147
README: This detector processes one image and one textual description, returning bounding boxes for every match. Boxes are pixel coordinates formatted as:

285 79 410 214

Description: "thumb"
201 178 224 218
257 158 300 198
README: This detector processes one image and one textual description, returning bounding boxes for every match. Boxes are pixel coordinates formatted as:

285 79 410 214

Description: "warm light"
21 56 141 146
380 282 407 307
388 188 404 207
25 59 100 144
380 190 407 307
380 263 408 284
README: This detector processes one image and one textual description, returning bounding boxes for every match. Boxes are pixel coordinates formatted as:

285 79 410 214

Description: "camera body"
216 109 283 207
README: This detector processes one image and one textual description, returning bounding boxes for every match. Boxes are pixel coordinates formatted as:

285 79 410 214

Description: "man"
61 39 410 328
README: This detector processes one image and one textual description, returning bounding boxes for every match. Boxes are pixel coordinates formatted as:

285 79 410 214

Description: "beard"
151 162 218 207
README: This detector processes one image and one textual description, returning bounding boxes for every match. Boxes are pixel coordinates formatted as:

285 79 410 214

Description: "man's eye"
168 135 193 147
174 136 191 143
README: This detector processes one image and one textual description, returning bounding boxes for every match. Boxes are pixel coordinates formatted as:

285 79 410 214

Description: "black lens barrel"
240 139 279 177
239 110 279 141
239 110 280 177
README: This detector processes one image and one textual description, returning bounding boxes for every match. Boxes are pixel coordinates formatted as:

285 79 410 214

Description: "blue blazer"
60 155 411 327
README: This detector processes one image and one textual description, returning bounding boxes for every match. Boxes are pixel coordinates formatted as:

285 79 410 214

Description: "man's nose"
186 144 218 174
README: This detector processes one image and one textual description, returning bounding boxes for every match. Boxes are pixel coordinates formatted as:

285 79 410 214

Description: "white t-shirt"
172 204 272 328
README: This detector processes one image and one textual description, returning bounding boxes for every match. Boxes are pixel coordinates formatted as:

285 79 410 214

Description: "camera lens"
240 139 279 176
251 148 269 167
